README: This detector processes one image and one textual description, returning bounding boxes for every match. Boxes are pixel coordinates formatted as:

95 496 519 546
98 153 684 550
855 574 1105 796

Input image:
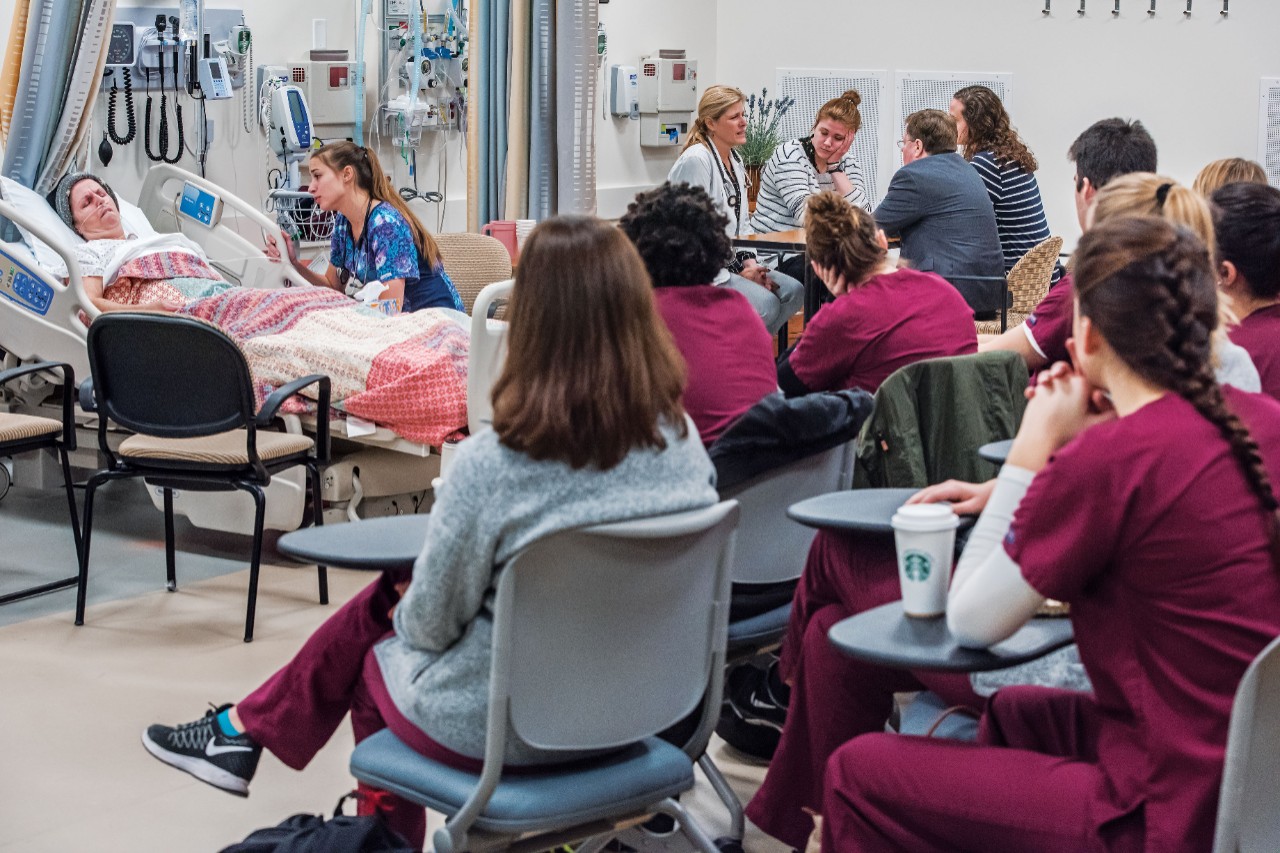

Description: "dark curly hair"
953 85 1037 173
618 182 732 288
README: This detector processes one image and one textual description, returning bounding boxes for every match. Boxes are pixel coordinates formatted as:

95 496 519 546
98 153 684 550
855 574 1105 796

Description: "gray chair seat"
351 731 694 834
726 603 791 651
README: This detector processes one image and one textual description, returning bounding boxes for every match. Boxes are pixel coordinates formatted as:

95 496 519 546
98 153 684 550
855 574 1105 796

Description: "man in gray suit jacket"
875 109 1005 315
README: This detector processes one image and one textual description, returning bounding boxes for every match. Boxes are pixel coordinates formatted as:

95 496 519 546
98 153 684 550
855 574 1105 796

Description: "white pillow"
0 176 157 278
0 175 78 277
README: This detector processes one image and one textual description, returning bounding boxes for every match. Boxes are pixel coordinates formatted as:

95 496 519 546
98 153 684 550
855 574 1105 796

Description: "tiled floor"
0 483 789 852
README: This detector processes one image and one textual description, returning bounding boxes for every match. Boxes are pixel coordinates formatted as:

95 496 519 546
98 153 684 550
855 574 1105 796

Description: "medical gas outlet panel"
381 0 468 144
637 51 698 148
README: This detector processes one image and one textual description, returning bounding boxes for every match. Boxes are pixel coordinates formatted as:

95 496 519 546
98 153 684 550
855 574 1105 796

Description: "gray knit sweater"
376 420 718 764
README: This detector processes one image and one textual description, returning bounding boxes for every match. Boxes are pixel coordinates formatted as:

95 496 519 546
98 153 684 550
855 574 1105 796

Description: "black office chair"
75 313 331 642
0 361 82 604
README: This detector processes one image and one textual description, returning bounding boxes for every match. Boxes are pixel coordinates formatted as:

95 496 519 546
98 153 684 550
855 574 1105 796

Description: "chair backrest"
1007 236 1063 315
490 501 739 753
467 279 513 435
436 232 514 315
719 441 855 585
855 350 1029 489
1213 633 1280 852
86 313 256 437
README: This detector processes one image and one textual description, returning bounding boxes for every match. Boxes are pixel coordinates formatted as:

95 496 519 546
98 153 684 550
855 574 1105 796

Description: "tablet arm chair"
74 313 331 642
0 361 82 604
1213 633 1280 852
350 501 740 853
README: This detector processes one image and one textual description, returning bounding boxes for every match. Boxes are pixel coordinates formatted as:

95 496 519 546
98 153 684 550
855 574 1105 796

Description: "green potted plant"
740 89 795 206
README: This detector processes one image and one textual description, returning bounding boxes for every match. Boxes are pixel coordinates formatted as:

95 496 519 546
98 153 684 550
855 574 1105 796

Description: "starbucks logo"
903 550 932 582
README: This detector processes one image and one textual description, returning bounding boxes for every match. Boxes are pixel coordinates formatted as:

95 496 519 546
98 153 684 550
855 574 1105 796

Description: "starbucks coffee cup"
891 503 960 618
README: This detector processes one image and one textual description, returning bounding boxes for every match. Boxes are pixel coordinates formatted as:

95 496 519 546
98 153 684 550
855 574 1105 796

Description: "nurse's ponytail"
1074 216 1280 559
311 141 442 269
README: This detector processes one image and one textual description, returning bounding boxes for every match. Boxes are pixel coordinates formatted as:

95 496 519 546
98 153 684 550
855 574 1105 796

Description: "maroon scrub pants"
745 531 981 850
821 686 1144 852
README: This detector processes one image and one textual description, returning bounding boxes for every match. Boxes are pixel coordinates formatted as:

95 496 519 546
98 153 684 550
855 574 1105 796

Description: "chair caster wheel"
714 839 744 853
166 581 177 592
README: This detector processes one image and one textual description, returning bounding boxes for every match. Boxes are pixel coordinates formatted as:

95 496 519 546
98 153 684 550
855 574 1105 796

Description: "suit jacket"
874 152 1006 314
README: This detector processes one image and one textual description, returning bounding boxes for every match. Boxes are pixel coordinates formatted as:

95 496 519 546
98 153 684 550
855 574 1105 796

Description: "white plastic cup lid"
891 503 959 532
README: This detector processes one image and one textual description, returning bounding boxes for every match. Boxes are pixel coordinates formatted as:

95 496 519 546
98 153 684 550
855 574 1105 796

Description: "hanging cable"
107 68 137 145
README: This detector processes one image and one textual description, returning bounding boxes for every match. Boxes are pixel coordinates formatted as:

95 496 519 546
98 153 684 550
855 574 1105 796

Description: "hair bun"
841 89 862 108
806 192 856 242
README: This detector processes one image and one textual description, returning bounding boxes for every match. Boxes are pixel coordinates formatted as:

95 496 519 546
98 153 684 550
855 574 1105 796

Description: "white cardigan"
667 142 752 239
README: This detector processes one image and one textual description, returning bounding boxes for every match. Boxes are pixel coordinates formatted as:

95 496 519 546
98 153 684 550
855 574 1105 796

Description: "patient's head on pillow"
491 215 688 470
618 182 731 287
50 173 123 241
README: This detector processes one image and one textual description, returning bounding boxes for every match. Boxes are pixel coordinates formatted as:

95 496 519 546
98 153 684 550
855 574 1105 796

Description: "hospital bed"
0 165 501 534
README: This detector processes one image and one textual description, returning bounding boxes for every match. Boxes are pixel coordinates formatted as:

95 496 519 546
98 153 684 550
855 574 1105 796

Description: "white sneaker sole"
141 730 251 797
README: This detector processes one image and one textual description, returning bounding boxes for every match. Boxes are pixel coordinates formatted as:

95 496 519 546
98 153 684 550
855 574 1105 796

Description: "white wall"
594 0 718 218
716 0 1280 246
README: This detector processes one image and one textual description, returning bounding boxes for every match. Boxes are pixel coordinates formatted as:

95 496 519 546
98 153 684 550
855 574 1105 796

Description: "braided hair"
1074 216 1280 559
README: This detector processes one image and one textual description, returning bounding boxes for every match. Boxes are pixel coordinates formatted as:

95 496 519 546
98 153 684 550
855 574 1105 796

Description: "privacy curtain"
2 0 116 194
467 0 597 229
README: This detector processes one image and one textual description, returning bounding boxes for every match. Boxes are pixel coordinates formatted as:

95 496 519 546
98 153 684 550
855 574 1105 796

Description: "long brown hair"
953 85 1037 172
805 191 885 288
1074 216 1280 556
490 216 688 469
310 141 442 268
683 85 745 153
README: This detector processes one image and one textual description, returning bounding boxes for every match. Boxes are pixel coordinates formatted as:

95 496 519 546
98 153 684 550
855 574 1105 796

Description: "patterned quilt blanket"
103 269 470 446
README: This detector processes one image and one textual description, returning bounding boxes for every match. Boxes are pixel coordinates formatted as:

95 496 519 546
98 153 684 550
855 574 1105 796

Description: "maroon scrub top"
1005 388 1280 852
654 284 777 446
787 267 977 394
1229 304 1280 401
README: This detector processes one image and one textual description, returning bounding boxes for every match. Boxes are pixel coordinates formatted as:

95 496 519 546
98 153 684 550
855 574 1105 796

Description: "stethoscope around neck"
704 140 743 220
338 196 376 289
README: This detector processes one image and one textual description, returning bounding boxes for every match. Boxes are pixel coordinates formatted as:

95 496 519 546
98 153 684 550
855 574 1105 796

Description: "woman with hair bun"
950 85 1058 282
820 215 1280 852
667 84 805 335
752 89 871 236
776 191 976 397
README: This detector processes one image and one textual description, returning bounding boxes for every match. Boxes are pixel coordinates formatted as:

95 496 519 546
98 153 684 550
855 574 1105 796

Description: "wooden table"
732 229 827 327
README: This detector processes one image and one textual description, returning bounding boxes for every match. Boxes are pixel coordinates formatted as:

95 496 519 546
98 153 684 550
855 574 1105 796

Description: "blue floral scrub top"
330 202 464 312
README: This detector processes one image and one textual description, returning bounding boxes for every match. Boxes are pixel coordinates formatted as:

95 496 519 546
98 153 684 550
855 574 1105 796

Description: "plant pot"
745 165 763 211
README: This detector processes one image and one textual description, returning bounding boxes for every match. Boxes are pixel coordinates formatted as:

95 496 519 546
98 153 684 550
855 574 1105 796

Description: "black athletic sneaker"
142 704 262 797
724 663 788 732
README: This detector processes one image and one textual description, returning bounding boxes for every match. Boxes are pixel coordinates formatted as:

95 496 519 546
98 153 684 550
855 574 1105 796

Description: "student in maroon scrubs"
1213 182 1280 400
619 182 777 446
777 192 976 397
821 216 1280 852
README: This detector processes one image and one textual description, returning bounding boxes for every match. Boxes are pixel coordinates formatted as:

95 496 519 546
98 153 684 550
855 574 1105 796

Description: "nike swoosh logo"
206 740 254 757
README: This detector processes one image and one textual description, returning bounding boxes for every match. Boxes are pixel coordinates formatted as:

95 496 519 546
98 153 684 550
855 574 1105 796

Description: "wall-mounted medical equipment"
283 60 362 129
380 0 468 149
197 56 233 100
610 65 639 119
637 50 698 147
102 23 140 164
177 181 224 228
258 66 315 189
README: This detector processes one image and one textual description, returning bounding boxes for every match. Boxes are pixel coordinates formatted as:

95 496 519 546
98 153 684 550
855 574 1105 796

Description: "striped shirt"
969 151 1061 284
750 138 871 234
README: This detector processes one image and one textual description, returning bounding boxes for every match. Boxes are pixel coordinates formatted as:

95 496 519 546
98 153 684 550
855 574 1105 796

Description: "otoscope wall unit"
102 7 247 91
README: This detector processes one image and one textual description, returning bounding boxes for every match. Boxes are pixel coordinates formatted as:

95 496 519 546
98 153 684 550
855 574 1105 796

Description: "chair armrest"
0 361 77 448
256 374 331 463
79 378 97 413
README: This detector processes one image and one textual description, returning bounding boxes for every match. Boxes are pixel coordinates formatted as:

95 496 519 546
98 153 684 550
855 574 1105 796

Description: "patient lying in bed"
54 173 469 445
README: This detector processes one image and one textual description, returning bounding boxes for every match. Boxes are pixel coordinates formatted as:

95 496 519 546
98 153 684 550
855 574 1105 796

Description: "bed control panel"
178 181 224 228
0 248 55 316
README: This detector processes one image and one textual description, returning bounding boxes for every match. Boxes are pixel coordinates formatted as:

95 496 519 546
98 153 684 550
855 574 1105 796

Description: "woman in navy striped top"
950 86 1060 284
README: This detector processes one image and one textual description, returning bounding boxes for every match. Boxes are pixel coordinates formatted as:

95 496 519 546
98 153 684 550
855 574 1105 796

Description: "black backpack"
219 794 415 853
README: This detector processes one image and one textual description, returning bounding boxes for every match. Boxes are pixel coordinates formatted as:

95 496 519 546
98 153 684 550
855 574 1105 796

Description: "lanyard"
706 141 742 228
